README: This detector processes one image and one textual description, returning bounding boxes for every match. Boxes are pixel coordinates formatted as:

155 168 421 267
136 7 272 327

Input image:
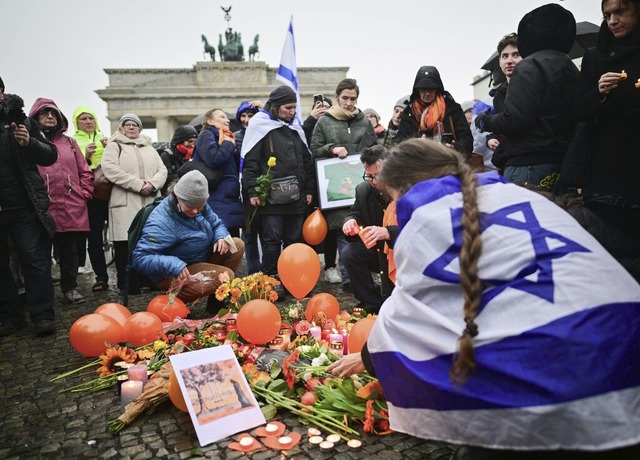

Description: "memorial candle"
329 331 343 344
120 380 143 412
341 328 349 355
309 325 321 340
127 364 148 386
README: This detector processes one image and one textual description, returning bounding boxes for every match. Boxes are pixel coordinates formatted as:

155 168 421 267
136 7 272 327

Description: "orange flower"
282 348 301 389
268 290 278 302
356 380 384 400
363 400 375 433
97 346 136 377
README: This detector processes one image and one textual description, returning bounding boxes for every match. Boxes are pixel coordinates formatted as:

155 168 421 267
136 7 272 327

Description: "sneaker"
77 266 92 275
63 290 85 304
324 267 342 284
33 319 56 336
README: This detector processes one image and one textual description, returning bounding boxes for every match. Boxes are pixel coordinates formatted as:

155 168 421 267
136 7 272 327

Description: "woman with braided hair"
328 139 640 458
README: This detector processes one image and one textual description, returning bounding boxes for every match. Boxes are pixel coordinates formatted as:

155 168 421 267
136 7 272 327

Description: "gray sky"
2 0 601 139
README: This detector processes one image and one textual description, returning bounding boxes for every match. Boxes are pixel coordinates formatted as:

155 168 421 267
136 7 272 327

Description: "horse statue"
248 34 260 61
201 34 216 61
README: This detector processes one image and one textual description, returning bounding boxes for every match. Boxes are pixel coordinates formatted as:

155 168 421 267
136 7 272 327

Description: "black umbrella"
481 21 600 81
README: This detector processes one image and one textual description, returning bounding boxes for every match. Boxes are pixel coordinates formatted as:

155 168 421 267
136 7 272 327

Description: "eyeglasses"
362 173 379 182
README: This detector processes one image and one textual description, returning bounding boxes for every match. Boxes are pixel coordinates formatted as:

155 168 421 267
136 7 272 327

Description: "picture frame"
170 345 265 446
315 155 365 210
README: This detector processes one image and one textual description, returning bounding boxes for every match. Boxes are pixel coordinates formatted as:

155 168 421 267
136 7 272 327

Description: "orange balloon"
277 243 320 300
302 209 328 246
69 314 124 357
122 312 164 347
168 369 188 413
94 303 131 327
147 295 189 322
305 293 340 322
236 299 282 345
348 316 377 354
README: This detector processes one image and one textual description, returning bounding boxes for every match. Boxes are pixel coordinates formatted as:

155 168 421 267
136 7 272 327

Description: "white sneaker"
325 267 342 284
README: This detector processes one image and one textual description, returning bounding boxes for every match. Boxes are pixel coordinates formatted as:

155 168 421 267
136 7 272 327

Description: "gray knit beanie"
394 96 410 110
174 170 209 208
363 108 380 122
119 112 143 130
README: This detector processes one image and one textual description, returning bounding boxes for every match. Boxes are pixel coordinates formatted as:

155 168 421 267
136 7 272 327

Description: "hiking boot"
63 289 85 304
324 267 342 284
33 320 56 336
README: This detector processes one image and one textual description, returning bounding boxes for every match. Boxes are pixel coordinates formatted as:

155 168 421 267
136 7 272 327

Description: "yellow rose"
267 156 277 167
153 340 168 351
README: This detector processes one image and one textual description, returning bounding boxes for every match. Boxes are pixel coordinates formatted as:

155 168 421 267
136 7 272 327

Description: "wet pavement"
0 258 458 459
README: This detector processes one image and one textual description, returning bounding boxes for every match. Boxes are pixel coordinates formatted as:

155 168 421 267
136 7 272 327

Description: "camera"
0 93 27 125
313 94 324 106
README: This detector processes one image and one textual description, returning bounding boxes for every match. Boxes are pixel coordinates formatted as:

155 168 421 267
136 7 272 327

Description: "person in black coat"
0 77 58 337
397 65 473 157
241 86 315 277
159 125 198 195
341 145 397 314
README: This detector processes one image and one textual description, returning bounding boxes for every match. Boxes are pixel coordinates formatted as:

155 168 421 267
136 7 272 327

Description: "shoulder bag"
92 143 121 202
266 134 300 205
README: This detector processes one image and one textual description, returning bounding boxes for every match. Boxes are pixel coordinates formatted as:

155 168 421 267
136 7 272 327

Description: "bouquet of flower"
248 156 276 225
215 271 280 313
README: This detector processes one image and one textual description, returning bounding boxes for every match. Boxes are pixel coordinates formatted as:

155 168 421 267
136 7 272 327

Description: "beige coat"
102 132 167 241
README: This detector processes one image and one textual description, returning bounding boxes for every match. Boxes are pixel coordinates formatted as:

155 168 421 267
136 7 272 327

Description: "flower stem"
50 359 101 381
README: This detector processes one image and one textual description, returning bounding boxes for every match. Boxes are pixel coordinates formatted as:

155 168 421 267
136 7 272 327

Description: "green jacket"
72 106 108 170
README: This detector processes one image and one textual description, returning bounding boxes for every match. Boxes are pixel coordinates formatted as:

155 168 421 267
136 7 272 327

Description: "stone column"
155 117 176 143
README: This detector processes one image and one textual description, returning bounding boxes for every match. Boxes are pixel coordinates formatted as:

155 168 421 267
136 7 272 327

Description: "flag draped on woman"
276 16 302 125
367 172 640 451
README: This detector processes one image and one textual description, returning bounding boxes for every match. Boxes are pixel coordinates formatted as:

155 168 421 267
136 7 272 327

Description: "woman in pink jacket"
29 98 94 304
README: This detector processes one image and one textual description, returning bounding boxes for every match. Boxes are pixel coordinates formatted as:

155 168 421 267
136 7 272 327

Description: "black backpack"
122 196 166 306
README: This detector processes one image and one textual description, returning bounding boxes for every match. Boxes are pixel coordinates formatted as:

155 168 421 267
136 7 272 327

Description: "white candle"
239 437 254 447
309 435 323 445
329 332 343 343
127 364 148 386
309 326 321 340
278 436 292 445
307 427 321 437
326 434 341 443
265 423 279 433
120 380 143 412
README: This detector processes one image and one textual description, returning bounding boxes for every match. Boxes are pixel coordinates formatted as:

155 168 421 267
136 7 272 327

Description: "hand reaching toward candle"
326 352 365 378
360 225 389 246
342 218 359 236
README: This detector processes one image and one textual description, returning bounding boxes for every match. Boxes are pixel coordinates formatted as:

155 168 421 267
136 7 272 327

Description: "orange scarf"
412 93 446 133
219 128 236 145
383 200 397 284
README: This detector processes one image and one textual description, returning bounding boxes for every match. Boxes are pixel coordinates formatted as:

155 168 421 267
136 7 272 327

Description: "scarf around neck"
412 93 446 133
327 106 359 121
175 143 193 160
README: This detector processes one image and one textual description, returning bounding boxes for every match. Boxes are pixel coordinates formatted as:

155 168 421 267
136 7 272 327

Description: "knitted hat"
268 86 297 106
517 4 576 59
119 113 143 130
174 170 209 208
363 108 380 122
461 100 475 113
394 96 410 110
171 125 198 146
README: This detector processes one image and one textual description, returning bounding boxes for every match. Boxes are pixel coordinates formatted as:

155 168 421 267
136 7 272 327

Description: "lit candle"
321 328 332 342
326 434 341 444
278 327 291 346
341 328 349 355
330 341 344 357
225 318 237 332
116 374 129 395
127 364 148 386
329 331 343 344
352 307 364 318
120 380 143 412
269 336 284 350
309 325 321 340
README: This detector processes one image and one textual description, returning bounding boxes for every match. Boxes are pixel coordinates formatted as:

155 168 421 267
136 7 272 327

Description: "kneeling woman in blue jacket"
132 170 244 307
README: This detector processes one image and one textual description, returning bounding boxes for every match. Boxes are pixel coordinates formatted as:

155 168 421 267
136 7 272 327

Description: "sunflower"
97 347 136 377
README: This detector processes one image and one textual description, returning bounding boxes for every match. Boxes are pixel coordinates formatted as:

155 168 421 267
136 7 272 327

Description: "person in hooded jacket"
193 108 244 237
572 0 640 280
0 77 58 337
72 106 110 291
397 66 473 157
159 125 198 195
475 4 579 192
29 99 94 304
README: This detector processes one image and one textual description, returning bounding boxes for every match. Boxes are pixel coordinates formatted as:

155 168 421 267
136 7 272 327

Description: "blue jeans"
503 164 560 192
87 198 109 282
0 208 55 325
259 214 304 276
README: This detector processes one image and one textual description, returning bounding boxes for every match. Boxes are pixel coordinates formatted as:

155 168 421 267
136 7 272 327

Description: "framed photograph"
170 345 265 446
315 155 365 210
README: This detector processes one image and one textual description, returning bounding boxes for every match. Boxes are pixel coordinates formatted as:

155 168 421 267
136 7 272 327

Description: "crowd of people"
1 1 639 456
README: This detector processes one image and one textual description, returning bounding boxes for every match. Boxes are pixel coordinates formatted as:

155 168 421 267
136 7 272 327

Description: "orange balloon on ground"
168 369 188 413
237 299 282 345
305 293 340 322
277 243 320 300
94 303 131 327
348 316 377 354
147 295 189 322
122 312 164 347
69 314 124 357
302 209 328 246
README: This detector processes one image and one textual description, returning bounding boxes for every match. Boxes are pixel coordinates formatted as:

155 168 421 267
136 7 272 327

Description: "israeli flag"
367 172 640 451
276 16 302 125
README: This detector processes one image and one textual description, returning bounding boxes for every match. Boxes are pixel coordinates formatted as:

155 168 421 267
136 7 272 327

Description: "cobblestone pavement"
0 259 458 459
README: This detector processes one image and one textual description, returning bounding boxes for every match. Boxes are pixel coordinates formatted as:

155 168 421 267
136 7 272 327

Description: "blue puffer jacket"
193 126 244 229
132 197 230 283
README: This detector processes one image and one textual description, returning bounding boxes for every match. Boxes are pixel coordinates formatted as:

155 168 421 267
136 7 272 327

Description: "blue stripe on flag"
372 302 640 411
276 65 298 88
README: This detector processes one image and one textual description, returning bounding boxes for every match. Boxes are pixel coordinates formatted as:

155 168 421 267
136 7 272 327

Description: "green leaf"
190 448 204 457
261 404 278 420
268 379 288 393
269 361 282 379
